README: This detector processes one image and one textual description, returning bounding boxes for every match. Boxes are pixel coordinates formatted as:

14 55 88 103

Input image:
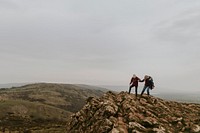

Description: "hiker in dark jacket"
140 75 154 96
128 74 141 96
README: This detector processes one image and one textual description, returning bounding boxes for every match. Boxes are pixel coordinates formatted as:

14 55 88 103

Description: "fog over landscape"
1 0 200 93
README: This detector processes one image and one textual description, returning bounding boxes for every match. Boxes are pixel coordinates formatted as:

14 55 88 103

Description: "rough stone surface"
66 91 200 133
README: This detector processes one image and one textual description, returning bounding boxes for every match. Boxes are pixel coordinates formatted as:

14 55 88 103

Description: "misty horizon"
0 82 199 94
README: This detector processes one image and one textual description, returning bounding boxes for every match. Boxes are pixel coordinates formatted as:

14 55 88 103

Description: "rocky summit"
66 91 200 133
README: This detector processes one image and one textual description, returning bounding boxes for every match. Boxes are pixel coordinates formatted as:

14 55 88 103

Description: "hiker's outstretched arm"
139 79 144 82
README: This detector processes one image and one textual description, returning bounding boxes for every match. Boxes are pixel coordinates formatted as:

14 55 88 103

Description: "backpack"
149 77 154 89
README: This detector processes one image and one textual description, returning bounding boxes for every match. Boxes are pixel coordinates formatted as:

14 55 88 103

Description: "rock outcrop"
66 91 200 133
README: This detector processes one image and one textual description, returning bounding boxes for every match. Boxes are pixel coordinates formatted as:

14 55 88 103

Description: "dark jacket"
141 77 154 88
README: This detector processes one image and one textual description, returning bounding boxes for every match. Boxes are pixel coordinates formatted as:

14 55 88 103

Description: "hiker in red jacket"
128 74 141 96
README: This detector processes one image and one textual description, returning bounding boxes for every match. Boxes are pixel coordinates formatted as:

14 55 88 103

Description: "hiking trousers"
129 85 138 96
141 86 150 96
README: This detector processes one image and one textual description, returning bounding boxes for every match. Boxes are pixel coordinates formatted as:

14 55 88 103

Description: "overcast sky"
0 0 200 92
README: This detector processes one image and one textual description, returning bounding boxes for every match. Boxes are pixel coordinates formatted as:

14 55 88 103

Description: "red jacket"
130 77 141 86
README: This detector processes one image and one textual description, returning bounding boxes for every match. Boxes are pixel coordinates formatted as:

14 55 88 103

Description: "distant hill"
0 83 107 132
0 83 29 89
67 91 200 133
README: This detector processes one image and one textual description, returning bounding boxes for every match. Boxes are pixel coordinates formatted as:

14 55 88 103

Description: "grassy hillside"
0 83 106 132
